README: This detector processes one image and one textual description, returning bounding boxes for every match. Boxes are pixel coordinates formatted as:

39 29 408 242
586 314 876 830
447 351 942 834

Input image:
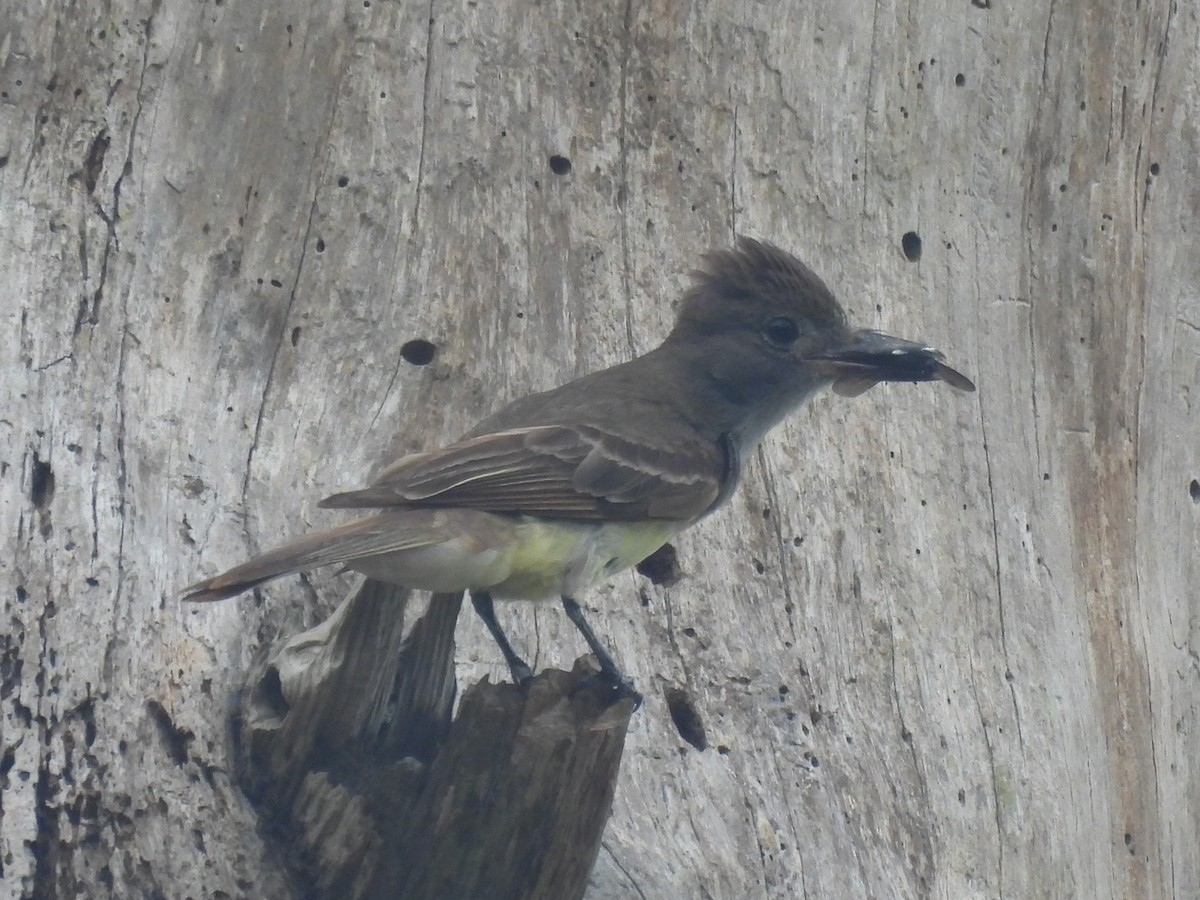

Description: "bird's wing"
319 424 725 522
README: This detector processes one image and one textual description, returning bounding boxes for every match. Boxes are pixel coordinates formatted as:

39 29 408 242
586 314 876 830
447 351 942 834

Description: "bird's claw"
578 668 643 710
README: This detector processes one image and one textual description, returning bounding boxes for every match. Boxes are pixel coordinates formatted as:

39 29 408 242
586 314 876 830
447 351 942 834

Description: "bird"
181 237 974 698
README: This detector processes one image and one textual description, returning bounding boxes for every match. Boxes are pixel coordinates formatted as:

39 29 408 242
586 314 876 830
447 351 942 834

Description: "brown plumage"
181 237 974 691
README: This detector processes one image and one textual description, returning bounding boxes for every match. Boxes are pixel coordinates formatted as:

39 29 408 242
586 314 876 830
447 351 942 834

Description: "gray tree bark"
2 0 1196 898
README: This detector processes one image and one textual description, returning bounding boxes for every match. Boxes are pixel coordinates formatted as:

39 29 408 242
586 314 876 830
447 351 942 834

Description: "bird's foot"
577 665 643 710
508 659 534 686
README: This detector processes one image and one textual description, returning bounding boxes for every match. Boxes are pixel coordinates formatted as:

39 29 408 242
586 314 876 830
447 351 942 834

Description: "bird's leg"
470 592 533 685
561 596 641 703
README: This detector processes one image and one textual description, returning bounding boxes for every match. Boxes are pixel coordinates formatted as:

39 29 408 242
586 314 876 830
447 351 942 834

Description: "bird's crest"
679 236 847 330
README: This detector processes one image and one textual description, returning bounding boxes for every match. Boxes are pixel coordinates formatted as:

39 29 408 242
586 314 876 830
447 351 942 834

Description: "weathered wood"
3 0 1197 898
375 669 634 900
236 582 458 808
233 580 632 899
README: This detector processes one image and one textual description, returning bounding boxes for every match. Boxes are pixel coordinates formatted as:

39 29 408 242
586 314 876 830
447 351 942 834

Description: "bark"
2 0 1196 898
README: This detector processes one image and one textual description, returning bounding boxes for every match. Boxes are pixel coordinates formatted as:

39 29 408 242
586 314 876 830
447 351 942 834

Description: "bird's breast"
490 517 682 601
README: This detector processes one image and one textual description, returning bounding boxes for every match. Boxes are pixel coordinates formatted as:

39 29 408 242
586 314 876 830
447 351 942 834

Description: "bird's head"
665 236 973 443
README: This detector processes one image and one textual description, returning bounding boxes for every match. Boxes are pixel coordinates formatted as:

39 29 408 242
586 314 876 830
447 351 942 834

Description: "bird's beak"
805 329 976 397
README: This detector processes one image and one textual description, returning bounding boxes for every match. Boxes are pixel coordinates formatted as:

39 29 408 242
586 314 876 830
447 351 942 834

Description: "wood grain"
2 0 1195 897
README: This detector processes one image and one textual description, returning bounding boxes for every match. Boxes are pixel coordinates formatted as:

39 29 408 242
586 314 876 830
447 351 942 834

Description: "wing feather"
320 424 724 522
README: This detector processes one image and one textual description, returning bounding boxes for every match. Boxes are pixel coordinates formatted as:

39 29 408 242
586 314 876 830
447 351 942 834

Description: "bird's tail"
178 511 445 602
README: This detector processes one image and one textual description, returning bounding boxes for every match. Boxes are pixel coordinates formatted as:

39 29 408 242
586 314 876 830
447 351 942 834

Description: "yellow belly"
347 511 681 601
490 517 681 600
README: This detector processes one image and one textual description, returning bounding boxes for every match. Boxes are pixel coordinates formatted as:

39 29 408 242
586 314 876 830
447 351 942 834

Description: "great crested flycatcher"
182 237 974 696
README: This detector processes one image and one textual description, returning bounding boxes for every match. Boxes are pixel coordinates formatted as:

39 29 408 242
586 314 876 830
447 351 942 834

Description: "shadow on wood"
233 578 636 900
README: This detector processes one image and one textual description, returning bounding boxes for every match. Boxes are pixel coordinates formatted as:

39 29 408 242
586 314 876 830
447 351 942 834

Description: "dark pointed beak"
805 330 976 397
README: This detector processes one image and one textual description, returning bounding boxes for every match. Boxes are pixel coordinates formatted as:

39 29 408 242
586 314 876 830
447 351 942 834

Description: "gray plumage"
182 237 973 619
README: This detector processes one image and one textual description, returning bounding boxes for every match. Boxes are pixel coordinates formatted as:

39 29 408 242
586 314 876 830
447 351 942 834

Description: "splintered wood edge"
234 582 635 900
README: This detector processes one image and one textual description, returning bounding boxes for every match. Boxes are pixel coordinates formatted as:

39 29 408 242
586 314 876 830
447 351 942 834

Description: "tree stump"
234 580 635 899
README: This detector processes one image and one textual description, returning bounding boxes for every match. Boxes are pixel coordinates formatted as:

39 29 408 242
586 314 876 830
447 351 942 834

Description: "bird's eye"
764 316 801 346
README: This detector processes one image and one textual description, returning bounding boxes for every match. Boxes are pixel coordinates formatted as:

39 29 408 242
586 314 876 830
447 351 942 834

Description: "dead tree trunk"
234 581 634 900
2 0 1196 898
